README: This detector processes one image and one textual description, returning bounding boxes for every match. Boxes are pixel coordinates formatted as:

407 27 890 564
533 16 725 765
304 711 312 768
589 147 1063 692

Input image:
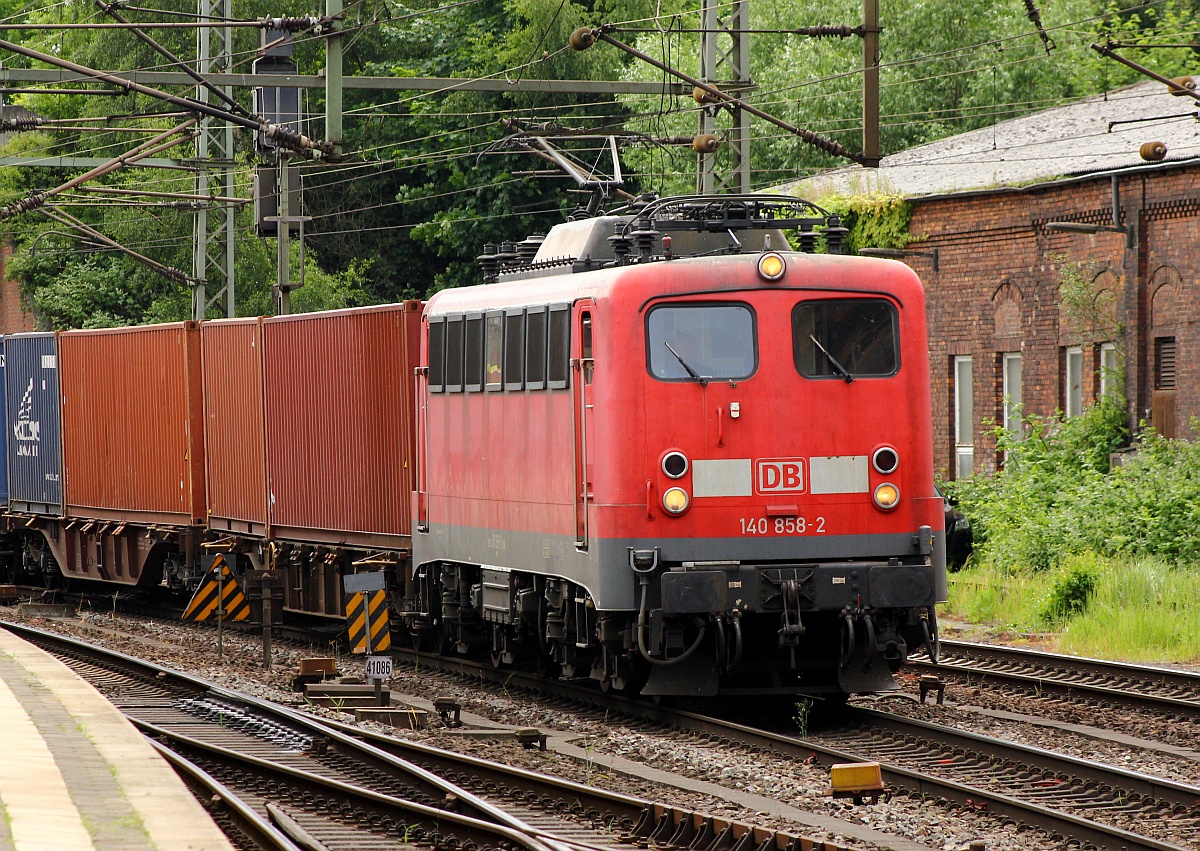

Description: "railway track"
388 647 1199 851
814 706 1200 849
910 639 1200 718
0 620 859 851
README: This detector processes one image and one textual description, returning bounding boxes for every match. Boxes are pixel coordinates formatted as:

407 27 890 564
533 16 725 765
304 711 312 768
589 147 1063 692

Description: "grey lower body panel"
414 523 945 612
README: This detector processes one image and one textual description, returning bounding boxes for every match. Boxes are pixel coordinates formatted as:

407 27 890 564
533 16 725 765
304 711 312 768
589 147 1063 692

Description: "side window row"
429 304 571 393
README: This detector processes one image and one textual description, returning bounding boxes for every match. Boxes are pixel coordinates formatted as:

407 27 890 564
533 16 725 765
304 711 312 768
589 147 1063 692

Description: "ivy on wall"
818 193 914 254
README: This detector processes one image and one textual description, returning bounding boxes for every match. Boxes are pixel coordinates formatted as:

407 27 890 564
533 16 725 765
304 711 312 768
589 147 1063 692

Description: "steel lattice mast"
193 0 236 319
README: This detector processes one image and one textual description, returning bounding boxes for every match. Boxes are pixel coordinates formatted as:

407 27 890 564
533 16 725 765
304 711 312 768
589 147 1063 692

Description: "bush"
1041 564 1097 623
941 399 1200 571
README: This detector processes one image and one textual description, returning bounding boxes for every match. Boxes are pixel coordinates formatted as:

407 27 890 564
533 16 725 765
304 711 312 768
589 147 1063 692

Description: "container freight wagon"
201 302 423 618
0 337 8 509
49 322 206 586
4 333 66 584
5 333 64 517
201 318 269 539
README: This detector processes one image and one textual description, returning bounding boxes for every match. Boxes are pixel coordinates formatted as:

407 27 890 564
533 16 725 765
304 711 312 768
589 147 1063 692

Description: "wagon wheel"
534 651 561 680
410 617 450 656
489 624 507 668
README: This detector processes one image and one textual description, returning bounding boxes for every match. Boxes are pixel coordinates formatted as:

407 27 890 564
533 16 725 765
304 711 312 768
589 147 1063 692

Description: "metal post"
216 566 225 663
862 0 880 167
261 572 273 668
362 597 383 705
274 153 291 315
194 0 236 318
325 0 343 156
697 0 751 194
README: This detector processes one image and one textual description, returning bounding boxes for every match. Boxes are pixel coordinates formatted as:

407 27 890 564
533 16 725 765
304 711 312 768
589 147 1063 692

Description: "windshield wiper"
664 341 708 386
809 334 854 384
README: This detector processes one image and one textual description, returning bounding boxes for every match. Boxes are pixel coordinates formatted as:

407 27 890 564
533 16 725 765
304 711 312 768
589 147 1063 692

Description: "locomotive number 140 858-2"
739 516 826 535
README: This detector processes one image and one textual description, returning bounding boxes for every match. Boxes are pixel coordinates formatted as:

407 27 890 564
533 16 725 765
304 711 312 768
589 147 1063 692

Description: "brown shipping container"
263 302 422 548
202 319 268 535
60 322 206 525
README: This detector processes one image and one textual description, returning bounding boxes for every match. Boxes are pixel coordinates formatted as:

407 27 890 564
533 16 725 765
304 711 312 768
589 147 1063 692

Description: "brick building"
0 241 36 335
0 105 39 335
792 80 1200 478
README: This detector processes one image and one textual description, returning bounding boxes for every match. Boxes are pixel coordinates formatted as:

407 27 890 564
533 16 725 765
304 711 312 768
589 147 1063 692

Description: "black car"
936 486 973 570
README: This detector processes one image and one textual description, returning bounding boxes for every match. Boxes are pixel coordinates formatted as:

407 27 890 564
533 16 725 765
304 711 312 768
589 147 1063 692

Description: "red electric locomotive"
410 195 946 697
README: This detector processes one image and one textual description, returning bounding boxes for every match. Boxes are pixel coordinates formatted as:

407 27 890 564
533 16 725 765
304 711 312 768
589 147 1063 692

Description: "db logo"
756 458 806 494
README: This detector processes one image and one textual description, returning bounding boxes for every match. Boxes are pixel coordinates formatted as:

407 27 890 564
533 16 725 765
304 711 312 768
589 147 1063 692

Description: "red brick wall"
0 241 37 335
906 165 1200 478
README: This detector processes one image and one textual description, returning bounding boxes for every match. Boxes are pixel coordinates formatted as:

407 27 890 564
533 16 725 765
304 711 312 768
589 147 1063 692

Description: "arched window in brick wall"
1058 268 1121 413
992 282 1024 450
1148 265 1182 438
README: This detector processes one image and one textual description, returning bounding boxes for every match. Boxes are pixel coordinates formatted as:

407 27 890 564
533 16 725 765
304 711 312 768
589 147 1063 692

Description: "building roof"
788 80 1200 199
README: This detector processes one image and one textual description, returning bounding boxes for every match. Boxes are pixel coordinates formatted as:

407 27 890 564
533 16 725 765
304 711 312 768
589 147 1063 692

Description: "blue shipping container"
5 333 63 514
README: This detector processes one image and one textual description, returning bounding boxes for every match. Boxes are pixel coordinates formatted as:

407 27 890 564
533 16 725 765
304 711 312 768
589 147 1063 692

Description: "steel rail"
0 620 557 836
0 621 847 851
148 741 306 851
910 639 1200 717
844 705 1198 801
139 719 562 851
389 648 1195 851
315 715 648 829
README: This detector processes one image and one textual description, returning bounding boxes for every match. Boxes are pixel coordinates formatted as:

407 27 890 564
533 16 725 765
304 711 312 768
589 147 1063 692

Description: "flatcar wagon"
409 194 946 697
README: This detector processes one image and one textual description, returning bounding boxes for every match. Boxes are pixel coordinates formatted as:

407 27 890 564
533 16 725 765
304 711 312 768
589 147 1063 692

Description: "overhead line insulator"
793 25 864 38
0 117 47 131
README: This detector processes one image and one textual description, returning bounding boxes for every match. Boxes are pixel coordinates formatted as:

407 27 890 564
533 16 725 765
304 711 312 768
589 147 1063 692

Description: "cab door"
571 301 595 549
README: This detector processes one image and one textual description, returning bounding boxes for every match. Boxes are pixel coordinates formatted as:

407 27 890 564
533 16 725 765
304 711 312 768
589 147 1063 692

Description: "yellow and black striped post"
345 588 391 654
183 555 250 622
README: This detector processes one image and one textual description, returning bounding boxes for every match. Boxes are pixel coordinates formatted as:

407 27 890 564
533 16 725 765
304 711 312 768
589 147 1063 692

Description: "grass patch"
945 553 1200 663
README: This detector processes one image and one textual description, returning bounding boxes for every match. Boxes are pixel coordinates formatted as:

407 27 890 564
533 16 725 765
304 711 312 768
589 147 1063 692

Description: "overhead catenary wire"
2 0 1180 276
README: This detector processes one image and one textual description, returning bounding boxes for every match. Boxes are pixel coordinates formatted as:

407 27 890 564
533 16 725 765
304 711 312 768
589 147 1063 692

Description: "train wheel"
410 619 450 656
534 652 561 680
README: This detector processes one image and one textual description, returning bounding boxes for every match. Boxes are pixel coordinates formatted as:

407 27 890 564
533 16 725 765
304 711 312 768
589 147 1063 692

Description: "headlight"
662 451 689 479
873 482 900 510
872 446 899 474
757 252 786 281
662 487 690 515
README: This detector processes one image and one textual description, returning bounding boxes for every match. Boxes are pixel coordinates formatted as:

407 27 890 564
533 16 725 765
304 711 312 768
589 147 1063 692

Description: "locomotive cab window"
485 313 503 390
445 315 465 392
504 309 525 390
646 303 757 382
465 313 484 392
792 299 898 380
547 304 570 389
428 317 445 392
526 306 547 390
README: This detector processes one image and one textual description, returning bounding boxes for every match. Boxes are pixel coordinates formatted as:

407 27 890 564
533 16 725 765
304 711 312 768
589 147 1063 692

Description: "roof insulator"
797 221 819 254
823 215 850 255
516 233 545 264
630 217 659 260
496 241 519 269
608 233 632 266
477 243 500 283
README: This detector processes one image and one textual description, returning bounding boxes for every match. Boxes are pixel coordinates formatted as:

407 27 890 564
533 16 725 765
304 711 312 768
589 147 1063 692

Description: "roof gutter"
905 155 1200 205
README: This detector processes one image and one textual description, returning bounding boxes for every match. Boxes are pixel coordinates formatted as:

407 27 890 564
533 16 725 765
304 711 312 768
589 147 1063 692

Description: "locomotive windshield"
792 299 899 379
647 303 757 381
